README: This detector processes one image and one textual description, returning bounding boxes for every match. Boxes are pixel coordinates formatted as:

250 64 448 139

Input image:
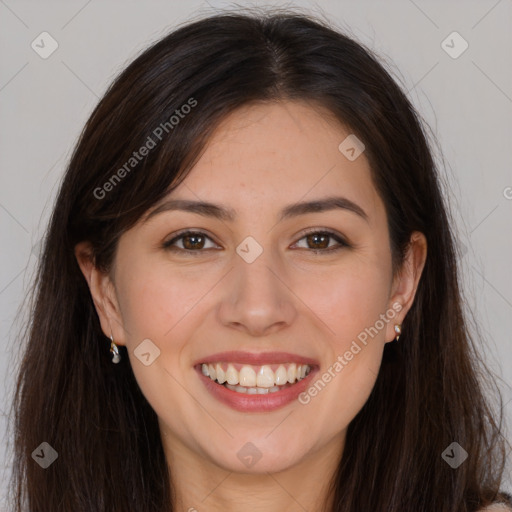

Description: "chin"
200 435 309 475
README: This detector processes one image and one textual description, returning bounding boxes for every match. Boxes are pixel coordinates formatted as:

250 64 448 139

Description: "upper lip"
194 351 319 367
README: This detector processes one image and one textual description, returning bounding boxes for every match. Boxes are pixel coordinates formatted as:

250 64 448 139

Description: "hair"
9 8 510 512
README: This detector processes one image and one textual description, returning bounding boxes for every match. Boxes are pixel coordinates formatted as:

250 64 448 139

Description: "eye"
292 229 349 253
162 229 349 255
162 231 219 254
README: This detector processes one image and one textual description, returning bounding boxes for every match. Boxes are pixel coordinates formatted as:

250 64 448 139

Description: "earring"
394 324 402 341
109 334 121 364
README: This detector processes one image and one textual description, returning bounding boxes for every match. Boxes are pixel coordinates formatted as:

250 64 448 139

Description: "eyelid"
291 227 349 251
162 229 221 251
162 227 350 254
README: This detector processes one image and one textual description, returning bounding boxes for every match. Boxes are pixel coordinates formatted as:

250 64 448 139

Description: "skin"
76 100 427 512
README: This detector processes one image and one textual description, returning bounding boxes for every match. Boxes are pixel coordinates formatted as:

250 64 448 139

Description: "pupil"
184 235 204 250
308 233 328 249
181 233 330 251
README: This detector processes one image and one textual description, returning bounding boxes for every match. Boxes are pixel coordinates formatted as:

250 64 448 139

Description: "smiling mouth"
199 362 312 394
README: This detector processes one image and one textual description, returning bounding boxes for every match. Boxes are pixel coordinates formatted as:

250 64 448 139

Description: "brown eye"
293 230 349 253
182 233 206 250
163 231 218 253
306 233 330 250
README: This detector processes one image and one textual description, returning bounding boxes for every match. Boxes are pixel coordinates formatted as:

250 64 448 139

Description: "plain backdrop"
1 0 511 504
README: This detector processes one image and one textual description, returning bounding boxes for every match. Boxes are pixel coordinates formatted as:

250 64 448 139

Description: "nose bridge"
217 241 297 336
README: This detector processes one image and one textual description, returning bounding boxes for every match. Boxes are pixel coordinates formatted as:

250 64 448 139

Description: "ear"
385 231 427 343
74 241 126 346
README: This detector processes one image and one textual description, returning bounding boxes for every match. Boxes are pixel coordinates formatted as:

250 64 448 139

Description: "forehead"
167 100 383 223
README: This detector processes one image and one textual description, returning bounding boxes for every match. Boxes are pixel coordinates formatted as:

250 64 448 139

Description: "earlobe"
74 242 125 346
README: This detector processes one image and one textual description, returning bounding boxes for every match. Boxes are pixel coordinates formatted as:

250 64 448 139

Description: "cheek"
113 257 223 392
113 262 209 439
115 259 207 345
301 351 381 450
292 254 391 434
296 255 392 347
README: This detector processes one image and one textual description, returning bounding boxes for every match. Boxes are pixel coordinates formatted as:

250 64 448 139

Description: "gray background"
1 0 511 505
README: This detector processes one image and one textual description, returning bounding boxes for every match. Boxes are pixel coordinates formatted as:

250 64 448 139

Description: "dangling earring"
110 334 121 363
394 324 402 341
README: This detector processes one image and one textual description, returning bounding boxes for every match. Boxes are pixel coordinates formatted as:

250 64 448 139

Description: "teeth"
275 365 288 385
287 363 297 383
216 364 226 384
239 366 256 387
256 365 275 388
225 384 283 394
201 362 311 388
226 364 238 385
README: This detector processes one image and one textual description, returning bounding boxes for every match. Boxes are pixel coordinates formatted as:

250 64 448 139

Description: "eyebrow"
145 195 369 223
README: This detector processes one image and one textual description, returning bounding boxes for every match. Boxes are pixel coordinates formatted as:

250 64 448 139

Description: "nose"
217 249 297 337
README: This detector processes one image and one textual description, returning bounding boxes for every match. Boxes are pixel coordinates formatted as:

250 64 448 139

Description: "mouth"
194 352 318 412
200 362 311 394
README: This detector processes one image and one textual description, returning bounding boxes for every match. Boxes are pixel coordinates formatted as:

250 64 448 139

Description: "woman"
10 9 511 512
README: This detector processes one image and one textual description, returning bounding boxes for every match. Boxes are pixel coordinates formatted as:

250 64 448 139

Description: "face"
78 100 425 476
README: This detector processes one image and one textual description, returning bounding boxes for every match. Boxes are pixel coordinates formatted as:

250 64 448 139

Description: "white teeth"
202 362 311 389
225 383 283 394
216 363 226 384
287 363 297 383
256 365 275 388
226 364 238 385
208 364 216 381
239 366 256 387
275 365 288 385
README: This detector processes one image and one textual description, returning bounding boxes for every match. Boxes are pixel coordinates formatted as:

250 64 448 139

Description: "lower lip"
196 366 318 412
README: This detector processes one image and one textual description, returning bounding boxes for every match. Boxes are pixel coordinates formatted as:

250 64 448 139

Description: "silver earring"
110 334 121 363
394 324 402 341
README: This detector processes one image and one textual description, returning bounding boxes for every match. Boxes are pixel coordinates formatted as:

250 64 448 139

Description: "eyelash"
162 228 350 256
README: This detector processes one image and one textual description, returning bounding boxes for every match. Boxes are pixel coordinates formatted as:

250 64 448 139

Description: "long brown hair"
9 9 509 511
